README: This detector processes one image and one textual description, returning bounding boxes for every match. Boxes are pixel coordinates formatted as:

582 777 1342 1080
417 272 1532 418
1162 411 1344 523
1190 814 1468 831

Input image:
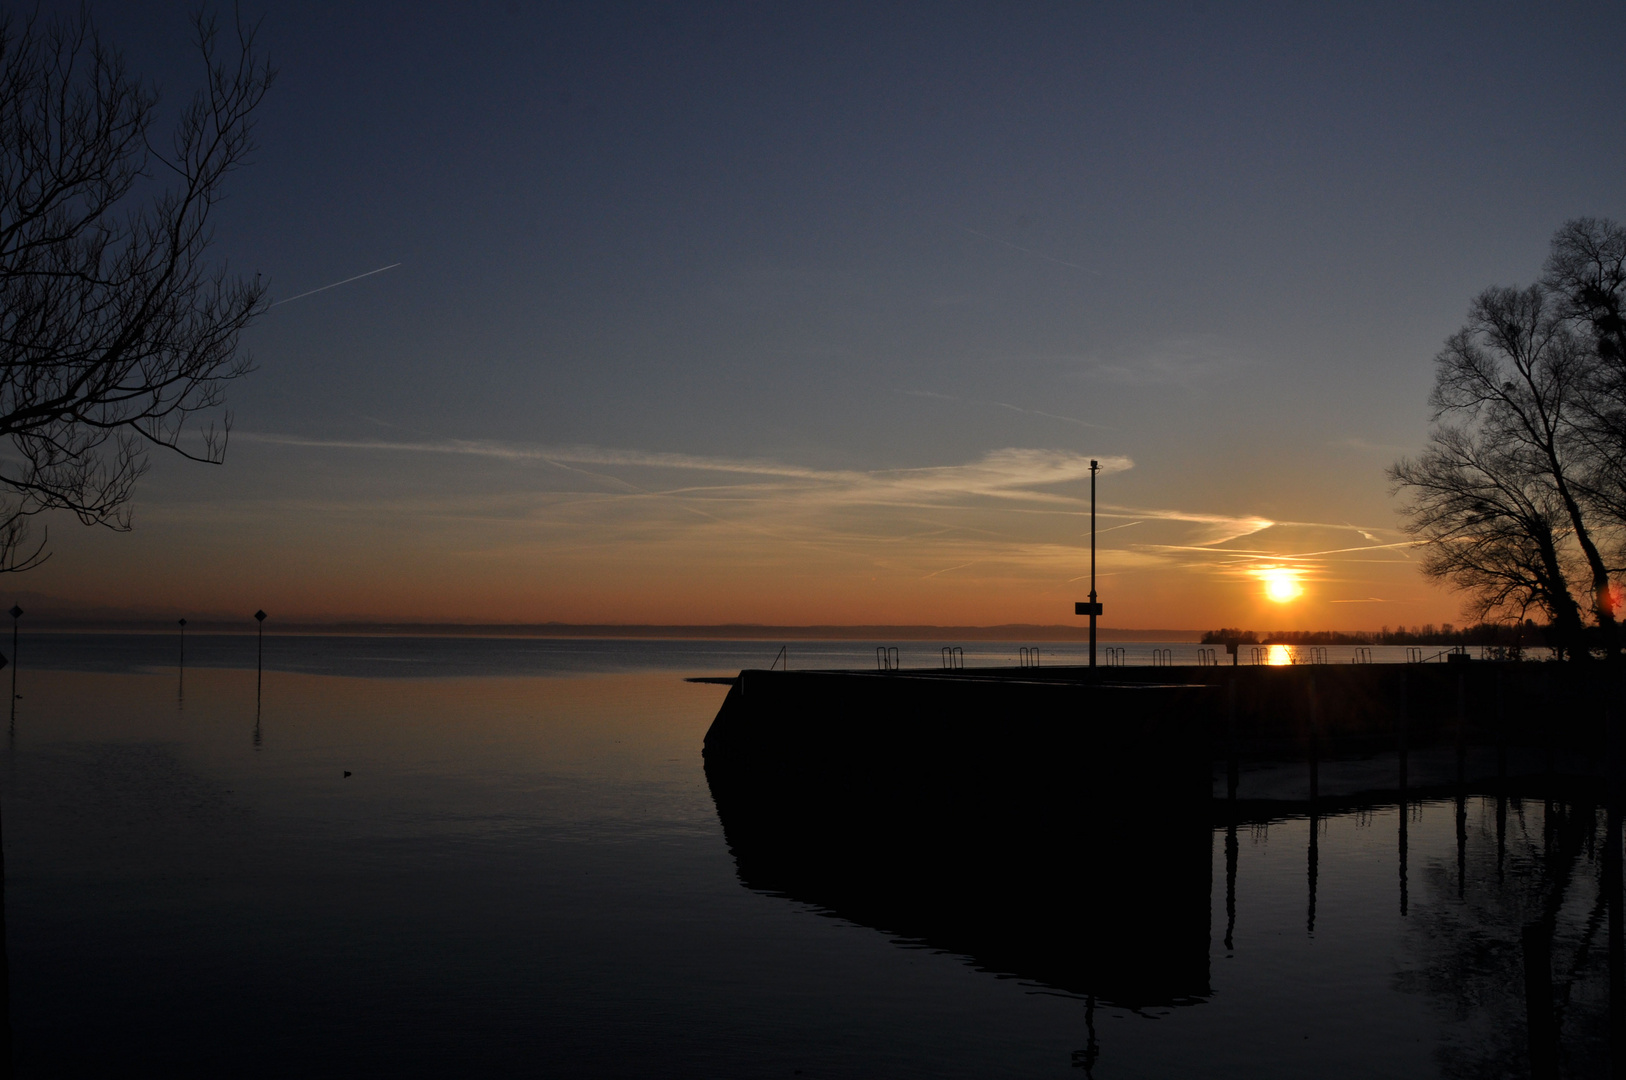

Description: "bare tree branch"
1391 247 1625 658
0 5 272 570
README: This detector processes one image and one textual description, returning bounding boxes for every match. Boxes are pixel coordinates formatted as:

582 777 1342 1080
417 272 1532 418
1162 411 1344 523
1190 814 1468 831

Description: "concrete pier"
699 660 1622 1005
702 669 1213 1006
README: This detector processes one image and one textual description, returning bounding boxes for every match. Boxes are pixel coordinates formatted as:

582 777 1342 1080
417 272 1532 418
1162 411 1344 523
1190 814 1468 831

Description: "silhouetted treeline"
1201 621 1544 646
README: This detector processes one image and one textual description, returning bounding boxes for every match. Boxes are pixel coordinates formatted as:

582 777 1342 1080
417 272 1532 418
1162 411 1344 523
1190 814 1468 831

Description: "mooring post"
1398 669 1409 793
1543 665 1555 779
1456 669 1467 789
1227 676 1238 801
1496 663 1507 784
1308 673 1319 804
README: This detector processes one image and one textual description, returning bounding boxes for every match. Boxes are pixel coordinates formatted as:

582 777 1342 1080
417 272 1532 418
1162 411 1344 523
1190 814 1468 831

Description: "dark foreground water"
0 636 1615 1076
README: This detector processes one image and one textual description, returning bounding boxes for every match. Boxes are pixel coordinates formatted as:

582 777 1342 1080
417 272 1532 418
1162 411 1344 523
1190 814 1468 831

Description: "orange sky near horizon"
27 435 1460 631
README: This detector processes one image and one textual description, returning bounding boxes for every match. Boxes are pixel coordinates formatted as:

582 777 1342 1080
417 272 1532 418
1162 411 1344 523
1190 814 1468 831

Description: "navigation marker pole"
255 610 267 711
7 606 20 725
1075 460 1103 672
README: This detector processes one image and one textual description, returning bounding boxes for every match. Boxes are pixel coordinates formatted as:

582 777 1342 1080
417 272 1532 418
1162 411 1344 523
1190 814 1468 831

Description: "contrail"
960 227 1102 275
269 263 402 307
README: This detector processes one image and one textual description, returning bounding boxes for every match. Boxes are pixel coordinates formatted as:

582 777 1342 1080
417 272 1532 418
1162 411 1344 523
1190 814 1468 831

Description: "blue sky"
29 1 1626 627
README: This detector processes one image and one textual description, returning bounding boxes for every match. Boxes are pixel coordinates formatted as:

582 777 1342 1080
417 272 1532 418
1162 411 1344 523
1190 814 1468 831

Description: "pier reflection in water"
714 778 1624 1075
705 668 1626 1077
707 759 1212 1009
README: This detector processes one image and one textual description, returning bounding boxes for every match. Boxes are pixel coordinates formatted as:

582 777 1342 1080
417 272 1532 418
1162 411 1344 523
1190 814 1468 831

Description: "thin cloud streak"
268 263 402 308
235 432 1134 507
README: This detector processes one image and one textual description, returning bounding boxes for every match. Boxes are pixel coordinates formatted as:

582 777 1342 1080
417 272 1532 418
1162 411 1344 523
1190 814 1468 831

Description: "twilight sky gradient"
30 1 1626 629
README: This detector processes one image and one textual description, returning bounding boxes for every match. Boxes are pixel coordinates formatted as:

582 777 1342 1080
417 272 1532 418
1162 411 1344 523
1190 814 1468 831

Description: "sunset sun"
1259 567 1303 603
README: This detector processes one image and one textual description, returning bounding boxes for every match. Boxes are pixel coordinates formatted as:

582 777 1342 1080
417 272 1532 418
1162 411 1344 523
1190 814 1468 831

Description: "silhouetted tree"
1546 219 1626 552
1390 282 1607 657
0 7 273 571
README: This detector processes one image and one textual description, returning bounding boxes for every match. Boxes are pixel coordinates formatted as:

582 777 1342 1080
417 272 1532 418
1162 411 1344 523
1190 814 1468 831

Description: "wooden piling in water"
1496 664 1507 783
1226 676 1238 801
1397 669 1408 794
1456 670 1467 788
1524 920 1559 1079
1307 673 1319 803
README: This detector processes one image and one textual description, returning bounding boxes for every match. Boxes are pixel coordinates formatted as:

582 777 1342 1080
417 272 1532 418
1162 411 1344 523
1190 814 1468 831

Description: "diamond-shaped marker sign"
8 605 21 619
254 610 266 622
178 618 187 627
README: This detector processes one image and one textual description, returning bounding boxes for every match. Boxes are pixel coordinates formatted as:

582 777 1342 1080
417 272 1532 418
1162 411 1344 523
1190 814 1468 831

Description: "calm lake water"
0 635 1613 1076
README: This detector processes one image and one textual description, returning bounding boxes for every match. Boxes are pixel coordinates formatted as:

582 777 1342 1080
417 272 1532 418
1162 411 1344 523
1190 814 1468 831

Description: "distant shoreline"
13 621 1204 642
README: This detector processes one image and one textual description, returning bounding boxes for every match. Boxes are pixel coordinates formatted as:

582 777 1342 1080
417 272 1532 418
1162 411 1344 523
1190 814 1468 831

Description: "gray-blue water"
0 635 1612 1076
13 632 1516 678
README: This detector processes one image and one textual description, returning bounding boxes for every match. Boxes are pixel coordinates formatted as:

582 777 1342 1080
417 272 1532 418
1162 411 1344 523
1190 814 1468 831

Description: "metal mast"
1089 459 1099 669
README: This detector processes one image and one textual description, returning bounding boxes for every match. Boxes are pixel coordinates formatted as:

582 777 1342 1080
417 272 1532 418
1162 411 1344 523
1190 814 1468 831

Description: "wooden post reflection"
1307 811 1318 937
1456 788 1467 902
1398 668 1409 917
1524 920 1559 1079
1496 792 1507 885
0 770 11 1079
1225 673 1239 953
1076 995 1099 1077
1398 797 1409 918
1225 819 1238 953
1609 682 1625 1078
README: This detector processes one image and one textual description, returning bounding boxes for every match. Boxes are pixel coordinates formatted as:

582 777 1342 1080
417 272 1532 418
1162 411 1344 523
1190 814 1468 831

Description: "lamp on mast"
1075 460 1103 669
